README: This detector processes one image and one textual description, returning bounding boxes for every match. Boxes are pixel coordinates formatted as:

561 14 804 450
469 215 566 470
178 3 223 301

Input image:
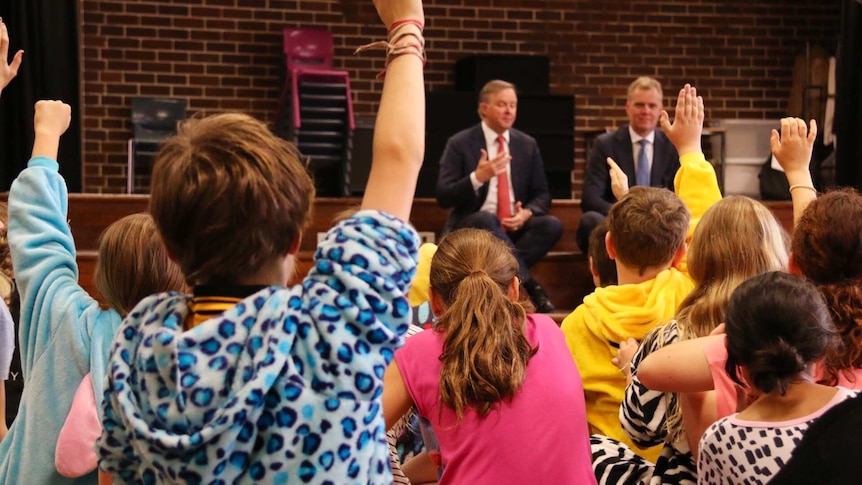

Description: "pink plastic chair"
276 28 355 130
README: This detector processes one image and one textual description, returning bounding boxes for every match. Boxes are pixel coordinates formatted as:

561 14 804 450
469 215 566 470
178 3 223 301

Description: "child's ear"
158 234 179 264
429 288 445 318
787 252 802 275
605 232 617 260
589 256 599 278
671 242 688 269
507 276 520 301
287 233 303 256
589 256 601 288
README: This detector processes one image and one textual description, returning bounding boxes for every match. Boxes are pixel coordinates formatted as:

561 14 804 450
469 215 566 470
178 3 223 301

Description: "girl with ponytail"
383 228 596 484
698 271 857 484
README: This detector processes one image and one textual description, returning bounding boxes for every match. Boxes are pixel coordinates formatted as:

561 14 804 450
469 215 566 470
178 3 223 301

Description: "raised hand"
373 0 424 30
32 100 71 160
34 100 71 138
606 157 629 200
475 148 511 184
361 0 426 221
770 117 817 225
659 84 704 157
0 19 24 95
770 118 817 176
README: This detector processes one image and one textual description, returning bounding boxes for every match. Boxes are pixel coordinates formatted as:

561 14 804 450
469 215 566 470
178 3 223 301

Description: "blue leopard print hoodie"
97 211 419 484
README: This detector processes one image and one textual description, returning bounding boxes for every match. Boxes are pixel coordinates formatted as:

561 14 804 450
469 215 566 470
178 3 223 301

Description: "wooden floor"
58 195 794 319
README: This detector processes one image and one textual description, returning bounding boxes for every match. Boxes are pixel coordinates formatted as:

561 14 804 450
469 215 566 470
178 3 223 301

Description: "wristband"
789 184 817 194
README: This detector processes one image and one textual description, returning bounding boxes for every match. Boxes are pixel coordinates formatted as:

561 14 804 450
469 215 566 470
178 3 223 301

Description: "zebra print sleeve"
620 320 681 448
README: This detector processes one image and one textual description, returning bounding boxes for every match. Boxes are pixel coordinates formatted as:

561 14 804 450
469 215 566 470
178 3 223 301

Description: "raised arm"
8 101 87 374
662 84 722 224
0 19 24 98
31 101 71 159
771 118 817 226
361 0 425 221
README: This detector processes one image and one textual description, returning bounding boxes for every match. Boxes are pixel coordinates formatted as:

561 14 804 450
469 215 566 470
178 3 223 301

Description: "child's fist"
373 0 424 31
34 100 71 138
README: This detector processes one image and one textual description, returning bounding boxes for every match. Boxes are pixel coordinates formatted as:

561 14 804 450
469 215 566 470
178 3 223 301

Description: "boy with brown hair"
96 0 427 482
561 84 722 462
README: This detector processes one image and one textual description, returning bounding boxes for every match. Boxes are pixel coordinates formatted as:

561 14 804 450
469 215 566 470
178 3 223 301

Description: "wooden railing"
5 194 795 315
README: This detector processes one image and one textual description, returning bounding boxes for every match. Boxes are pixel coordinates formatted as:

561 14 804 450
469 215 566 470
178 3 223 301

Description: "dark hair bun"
749 338 806 395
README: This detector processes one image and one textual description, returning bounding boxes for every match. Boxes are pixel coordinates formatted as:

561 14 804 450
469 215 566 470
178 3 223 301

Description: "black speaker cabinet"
349 116 375 195
455 55 550 94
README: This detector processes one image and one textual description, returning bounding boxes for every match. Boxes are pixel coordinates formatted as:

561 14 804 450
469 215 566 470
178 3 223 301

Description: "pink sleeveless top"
395 314 597 485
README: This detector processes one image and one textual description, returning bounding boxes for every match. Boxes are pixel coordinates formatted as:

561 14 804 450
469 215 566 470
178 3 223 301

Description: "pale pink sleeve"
55 373 100 478
703 336 738 419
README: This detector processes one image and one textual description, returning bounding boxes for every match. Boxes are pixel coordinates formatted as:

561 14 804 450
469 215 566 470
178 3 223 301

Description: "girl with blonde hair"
383 228 596 484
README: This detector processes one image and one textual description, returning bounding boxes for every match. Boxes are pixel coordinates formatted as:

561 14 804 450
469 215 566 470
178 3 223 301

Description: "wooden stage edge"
4 194 795 319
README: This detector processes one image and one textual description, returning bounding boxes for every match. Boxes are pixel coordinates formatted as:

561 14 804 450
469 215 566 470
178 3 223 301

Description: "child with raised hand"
591 195 789 485
698 271 856 484
636 118 862 400
383 228 596 484
96 0 426 483
0 100 185 484
0 18 24 97
0 18 25 438
561 84 722 463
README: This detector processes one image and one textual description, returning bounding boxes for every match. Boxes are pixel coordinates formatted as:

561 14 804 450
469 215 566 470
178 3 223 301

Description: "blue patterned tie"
636 139 650 187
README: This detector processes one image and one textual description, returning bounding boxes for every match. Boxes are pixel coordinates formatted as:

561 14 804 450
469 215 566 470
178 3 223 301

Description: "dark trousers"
452 211 563 283
576 210 606 254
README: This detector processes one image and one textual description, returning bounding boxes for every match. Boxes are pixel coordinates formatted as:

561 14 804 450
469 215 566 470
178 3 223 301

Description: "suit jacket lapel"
470 125 490 205
651 131 667 186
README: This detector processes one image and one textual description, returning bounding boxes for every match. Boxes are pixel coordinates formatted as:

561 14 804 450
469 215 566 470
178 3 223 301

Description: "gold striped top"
184 285 268 331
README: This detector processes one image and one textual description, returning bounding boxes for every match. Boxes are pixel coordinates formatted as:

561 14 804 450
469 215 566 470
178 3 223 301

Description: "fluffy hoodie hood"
98 211 419 484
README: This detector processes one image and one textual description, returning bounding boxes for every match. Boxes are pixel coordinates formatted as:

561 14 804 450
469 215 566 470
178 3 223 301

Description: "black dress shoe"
524 279 555 313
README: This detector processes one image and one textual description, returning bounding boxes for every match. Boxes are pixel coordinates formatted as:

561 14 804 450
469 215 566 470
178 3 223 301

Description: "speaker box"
349 116 375 195
455 55 550 94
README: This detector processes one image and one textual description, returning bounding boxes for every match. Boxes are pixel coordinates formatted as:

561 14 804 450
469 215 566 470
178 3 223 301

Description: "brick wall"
80 0 841 195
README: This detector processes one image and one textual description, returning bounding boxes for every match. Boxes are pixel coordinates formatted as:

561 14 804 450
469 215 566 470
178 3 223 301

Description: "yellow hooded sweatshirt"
407 242 438 307
561 151 721 462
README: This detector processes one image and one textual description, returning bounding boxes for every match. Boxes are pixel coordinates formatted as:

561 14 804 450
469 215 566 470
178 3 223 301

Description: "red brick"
78 0 842 193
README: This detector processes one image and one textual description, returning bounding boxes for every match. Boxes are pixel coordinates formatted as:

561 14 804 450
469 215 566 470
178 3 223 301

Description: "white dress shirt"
629 126 656 181
471 121 515 216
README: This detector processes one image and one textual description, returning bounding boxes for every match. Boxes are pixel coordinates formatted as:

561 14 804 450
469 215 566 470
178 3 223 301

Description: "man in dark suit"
577 76 681 253
436 80 562 313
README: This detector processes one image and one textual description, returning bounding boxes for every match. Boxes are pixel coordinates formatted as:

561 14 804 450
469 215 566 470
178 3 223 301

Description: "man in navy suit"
577 76 681 253
436 80 562 313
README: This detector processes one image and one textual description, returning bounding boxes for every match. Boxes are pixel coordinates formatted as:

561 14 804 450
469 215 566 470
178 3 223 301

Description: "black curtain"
834 0 862 189
0 0 81 192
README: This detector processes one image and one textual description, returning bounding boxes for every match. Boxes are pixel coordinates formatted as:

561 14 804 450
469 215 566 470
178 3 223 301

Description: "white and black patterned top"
697 387 857 485
620 320 698 485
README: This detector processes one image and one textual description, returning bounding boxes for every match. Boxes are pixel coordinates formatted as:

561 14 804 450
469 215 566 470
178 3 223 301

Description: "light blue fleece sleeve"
7 156 98 376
